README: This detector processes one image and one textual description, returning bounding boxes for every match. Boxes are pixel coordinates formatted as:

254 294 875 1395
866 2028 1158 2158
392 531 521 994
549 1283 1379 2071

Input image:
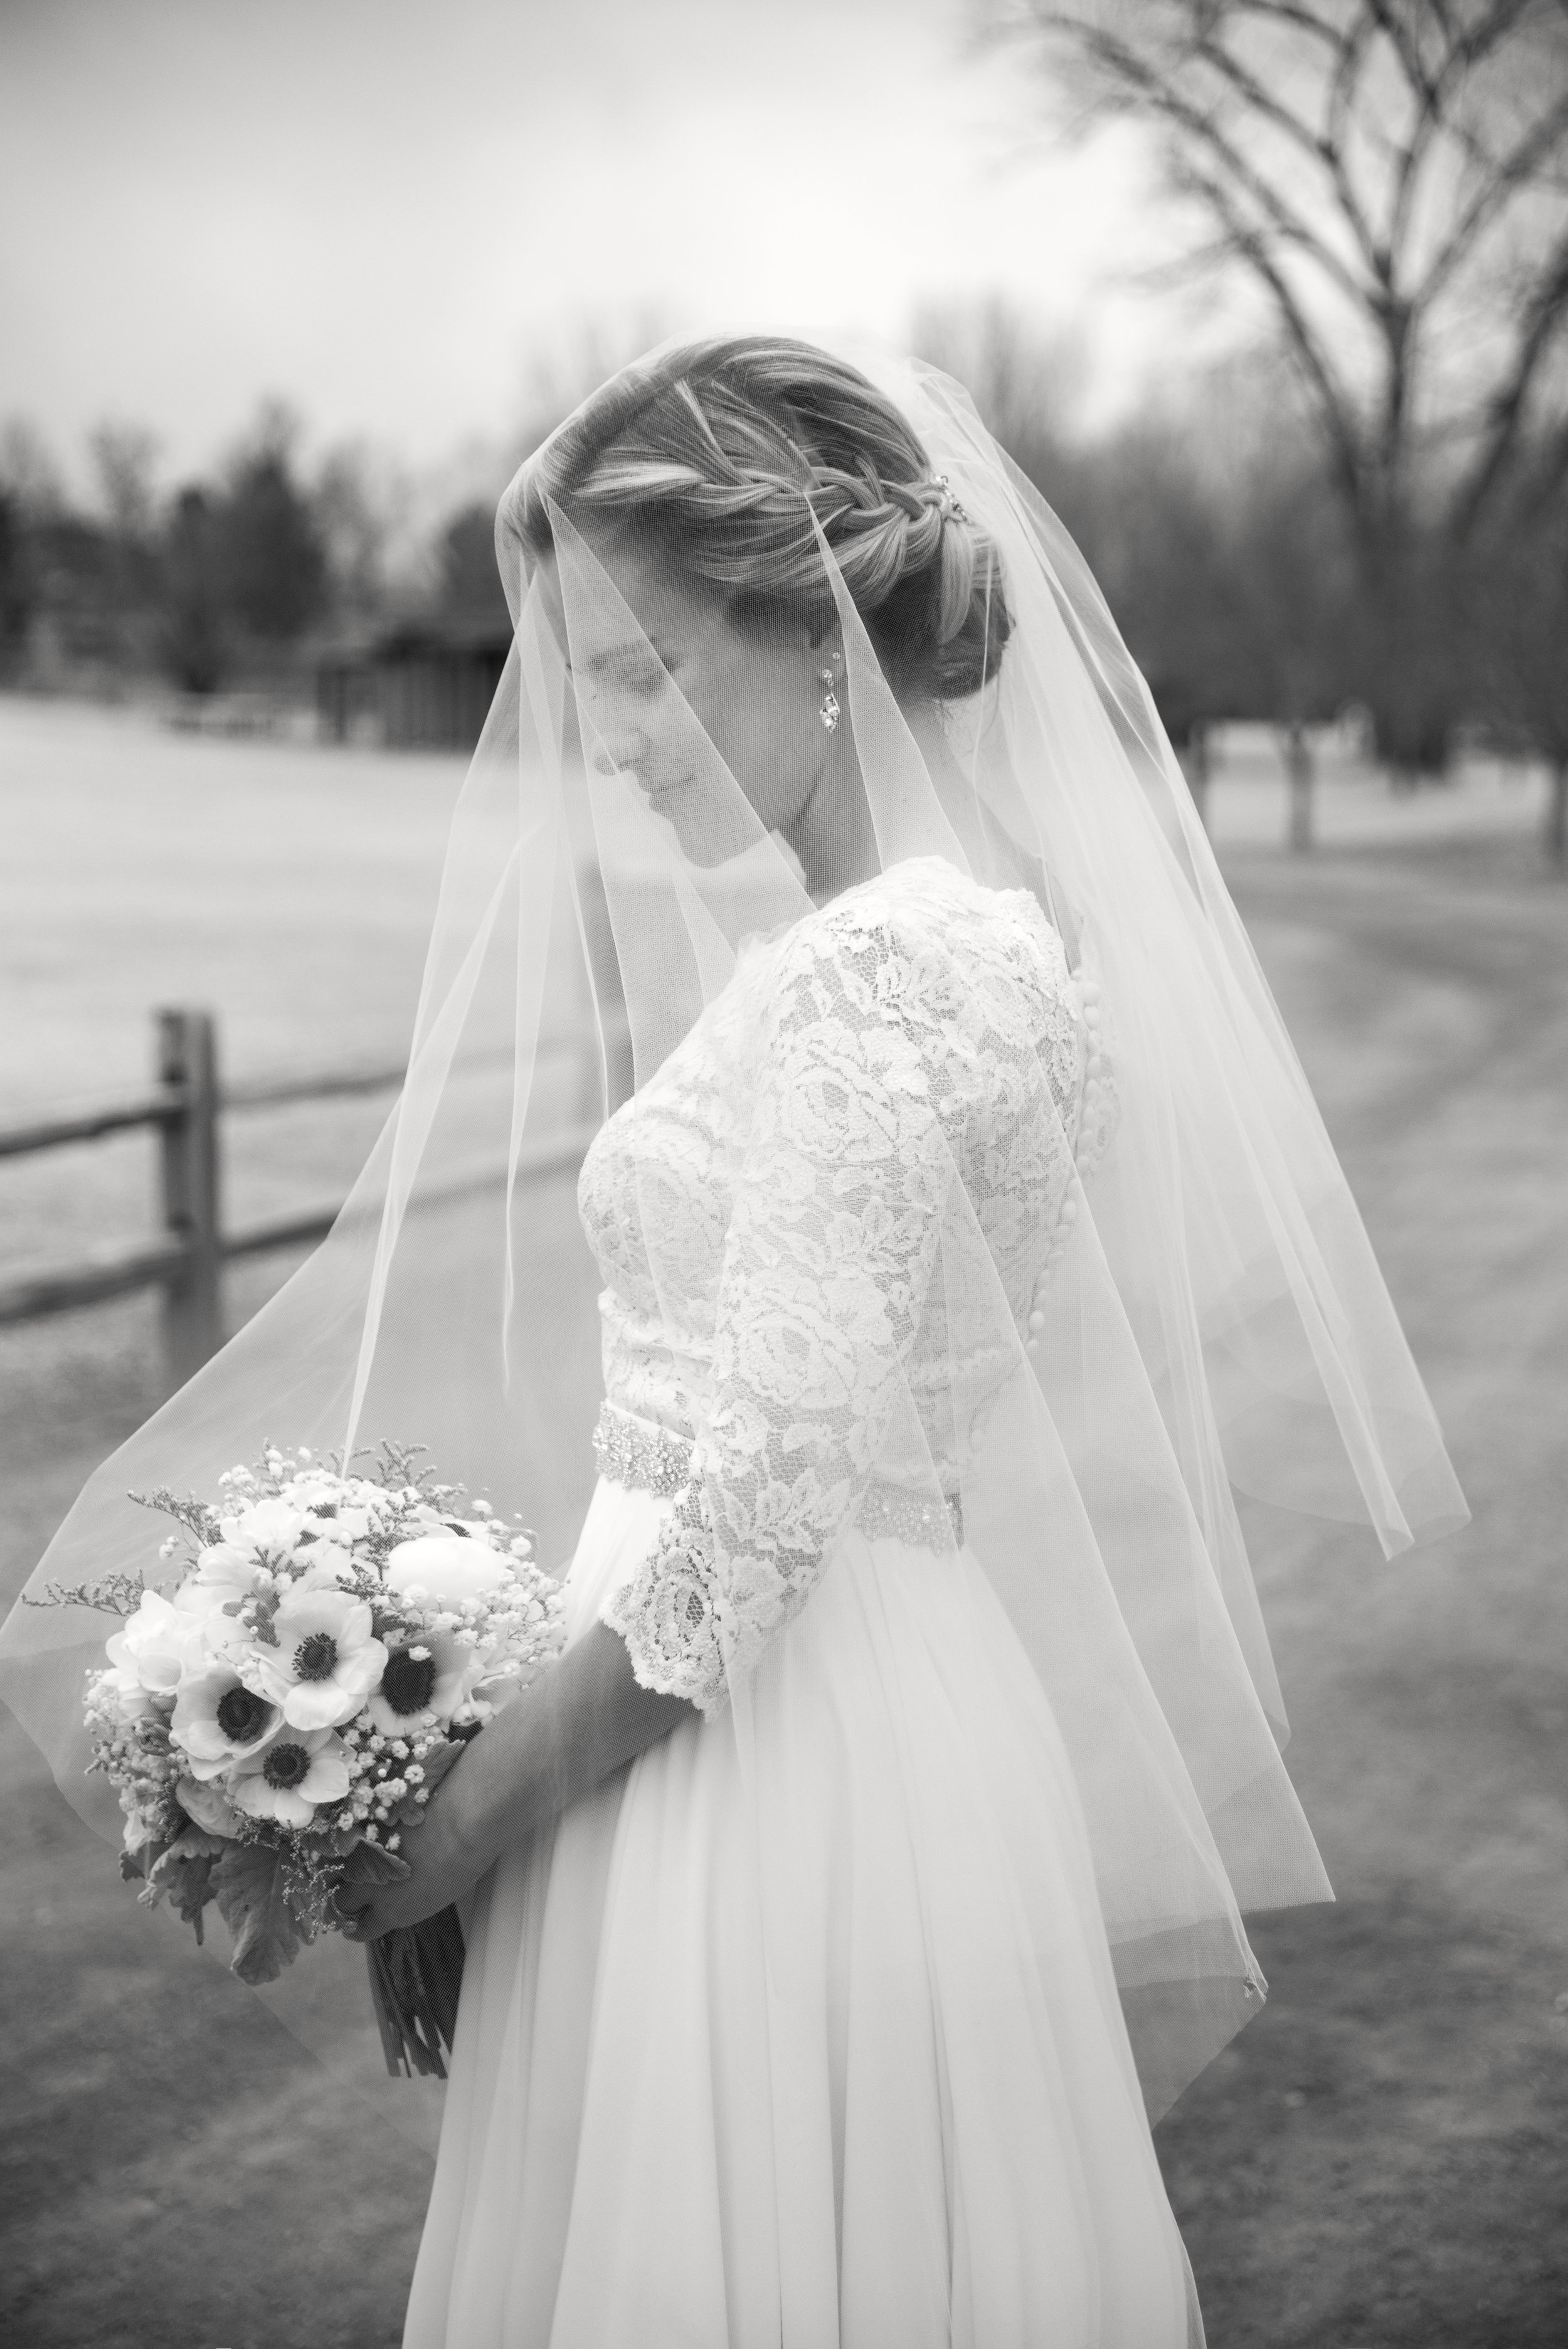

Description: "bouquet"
32 1443 566 2076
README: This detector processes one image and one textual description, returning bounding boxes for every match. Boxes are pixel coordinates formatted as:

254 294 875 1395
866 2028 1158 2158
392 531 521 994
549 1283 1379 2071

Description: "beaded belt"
593 1402 963 1552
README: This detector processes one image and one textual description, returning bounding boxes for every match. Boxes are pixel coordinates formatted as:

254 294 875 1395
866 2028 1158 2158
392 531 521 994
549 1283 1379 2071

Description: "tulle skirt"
403 1478 1200 2348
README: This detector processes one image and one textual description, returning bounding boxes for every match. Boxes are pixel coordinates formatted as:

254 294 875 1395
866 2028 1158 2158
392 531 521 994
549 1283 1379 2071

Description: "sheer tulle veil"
0 337 1466 2129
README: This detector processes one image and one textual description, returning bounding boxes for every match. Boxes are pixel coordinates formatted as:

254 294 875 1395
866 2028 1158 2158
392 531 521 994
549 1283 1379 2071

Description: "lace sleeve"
601 905 960 1715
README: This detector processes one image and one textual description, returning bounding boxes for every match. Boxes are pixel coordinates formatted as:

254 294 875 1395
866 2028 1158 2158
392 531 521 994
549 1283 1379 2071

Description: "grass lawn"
2 696 1565 2346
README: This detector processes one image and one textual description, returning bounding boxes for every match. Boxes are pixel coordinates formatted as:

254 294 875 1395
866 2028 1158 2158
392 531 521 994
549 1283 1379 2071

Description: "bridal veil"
0 340 1466 2130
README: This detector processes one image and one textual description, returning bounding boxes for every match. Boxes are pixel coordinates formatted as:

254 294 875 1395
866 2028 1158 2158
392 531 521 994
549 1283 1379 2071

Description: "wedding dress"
405 857 1197 2346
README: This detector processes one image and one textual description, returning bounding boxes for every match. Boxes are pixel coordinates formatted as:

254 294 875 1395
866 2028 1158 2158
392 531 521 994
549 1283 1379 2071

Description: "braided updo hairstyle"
512 337 1011 703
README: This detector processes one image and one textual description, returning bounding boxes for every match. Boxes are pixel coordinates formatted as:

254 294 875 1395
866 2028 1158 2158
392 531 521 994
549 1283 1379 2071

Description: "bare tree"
914 300 1358 840
911 299 1089 490
88 422 160 544
217 402 328 647
313 440 408 619
1475 463 1568 860
992 1 1568 772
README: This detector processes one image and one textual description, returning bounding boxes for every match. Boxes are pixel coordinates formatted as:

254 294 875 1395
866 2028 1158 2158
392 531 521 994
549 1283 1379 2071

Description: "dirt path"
1160 838 1568 2347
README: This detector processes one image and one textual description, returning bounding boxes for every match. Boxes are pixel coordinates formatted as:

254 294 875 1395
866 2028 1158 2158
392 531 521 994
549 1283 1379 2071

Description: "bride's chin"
644 778 724 852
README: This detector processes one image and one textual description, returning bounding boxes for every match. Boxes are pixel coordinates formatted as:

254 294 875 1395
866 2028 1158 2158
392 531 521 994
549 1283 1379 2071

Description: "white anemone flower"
95 1661 157 1726
294 1539 358 1590
283 1473 346 1514
175 1773 244 1838
229 1725 351 1830
169 1663 281 1780
105 1590 208 1697
384 1533 509 1608
253 1588 386 1730
189 1541 265 1601
329 1501 378 1542
169 1561 255 1665
367 1628 483 1734
218 1497 307 1557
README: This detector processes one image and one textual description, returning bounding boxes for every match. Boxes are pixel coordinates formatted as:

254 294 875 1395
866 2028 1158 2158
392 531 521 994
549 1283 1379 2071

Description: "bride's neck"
783 701 962 905
783 732 882 907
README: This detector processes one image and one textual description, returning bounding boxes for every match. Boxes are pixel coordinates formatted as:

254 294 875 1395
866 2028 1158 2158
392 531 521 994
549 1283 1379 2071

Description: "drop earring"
817 651 842 733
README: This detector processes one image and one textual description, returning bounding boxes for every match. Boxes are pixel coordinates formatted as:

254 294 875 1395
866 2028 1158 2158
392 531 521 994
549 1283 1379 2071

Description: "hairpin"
933 474 971 526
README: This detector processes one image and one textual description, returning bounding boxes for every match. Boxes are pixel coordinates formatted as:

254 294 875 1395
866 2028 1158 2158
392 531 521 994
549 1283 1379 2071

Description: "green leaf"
147 1828 225 1944
166 1855 218 1941
338 1838 412 1888
418 1738 465 1797
161 1827 226 1867
210 1842 304 1985
314 1823 366 1860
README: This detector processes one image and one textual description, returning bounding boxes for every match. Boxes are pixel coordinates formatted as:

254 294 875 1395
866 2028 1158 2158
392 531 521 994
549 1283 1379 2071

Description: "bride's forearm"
443 1623 693 1870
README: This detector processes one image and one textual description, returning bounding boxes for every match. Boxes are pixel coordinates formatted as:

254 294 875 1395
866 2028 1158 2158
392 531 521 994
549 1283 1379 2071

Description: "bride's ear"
804 618 845 676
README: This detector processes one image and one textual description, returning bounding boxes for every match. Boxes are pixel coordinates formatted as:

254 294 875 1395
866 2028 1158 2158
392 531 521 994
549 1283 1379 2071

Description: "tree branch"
1231 1 1348 55
1423 88 1568 302
1192 29 1384 276
1055 18 1379 312
1362 0 1441 107
1002 0 1568 559
1182 161 1370 516
1376 6 1450 287
1325 9 1387 270
1451 222 1568 535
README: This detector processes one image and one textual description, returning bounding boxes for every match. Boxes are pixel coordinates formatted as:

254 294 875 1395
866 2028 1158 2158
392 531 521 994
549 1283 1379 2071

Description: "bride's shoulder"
798 856 1069 989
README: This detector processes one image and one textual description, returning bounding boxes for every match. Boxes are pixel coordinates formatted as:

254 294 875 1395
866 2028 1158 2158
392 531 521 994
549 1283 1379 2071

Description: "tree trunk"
1549 761 1568 871
1359 520 1456 788
1181 724 1211 834
1281 720 1315 853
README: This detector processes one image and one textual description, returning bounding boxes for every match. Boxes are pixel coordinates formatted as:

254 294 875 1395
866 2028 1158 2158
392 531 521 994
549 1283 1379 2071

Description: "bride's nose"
588 717 650 777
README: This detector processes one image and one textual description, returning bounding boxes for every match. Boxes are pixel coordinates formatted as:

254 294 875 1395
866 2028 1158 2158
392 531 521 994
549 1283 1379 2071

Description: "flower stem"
364 1905 465 2077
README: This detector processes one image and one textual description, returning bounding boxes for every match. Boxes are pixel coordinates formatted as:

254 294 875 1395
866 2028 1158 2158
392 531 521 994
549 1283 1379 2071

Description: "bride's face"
537 537 839 857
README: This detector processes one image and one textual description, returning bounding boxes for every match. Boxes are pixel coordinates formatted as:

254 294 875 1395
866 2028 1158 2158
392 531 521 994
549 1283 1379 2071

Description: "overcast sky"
1 0 1176 492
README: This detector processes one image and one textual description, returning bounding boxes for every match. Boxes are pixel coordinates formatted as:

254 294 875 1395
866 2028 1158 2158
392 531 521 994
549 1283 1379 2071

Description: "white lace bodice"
577 855 1094 1714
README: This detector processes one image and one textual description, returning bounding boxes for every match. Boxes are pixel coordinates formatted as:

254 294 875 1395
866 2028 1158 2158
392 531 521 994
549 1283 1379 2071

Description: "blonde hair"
512 337 1010 702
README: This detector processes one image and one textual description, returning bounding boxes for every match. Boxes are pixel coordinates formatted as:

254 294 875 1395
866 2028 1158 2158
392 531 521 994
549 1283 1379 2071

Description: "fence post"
1283 719 1316 853
157 1007 222 1387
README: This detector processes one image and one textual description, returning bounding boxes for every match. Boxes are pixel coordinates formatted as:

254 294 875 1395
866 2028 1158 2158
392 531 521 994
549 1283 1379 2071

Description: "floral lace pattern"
581 857 1093 1715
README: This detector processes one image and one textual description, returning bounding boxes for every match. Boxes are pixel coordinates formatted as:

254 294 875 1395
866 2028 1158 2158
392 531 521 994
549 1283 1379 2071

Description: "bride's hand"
334 1756 491 1941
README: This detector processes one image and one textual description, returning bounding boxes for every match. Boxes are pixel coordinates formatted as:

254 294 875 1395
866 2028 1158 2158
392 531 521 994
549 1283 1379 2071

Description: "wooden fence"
0 1007 601 1391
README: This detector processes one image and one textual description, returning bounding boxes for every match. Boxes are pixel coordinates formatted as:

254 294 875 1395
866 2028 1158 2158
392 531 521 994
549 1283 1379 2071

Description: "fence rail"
0 1007 601 1389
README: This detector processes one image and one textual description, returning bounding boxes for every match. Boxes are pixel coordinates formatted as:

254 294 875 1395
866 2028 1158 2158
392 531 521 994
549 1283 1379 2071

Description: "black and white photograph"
1 4 1565 2345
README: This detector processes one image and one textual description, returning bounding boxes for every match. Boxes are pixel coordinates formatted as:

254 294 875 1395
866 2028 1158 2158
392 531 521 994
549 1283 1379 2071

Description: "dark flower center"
262 1741 312 1790
380 1648 438 1715
216 1685 273 1744
294 1631 339 1682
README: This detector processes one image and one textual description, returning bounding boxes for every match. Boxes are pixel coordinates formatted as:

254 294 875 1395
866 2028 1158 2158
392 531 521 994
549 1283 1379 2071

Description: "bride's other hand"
336 1621 692 1941
334 1756 490 1939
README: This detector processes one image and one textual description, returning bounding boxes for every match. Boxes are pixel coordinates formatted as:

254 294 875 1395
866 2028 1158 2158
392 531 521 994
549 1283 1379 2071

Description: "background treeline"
919 304 1568 842
6 2 1567 854
0 403 510 701
2 298 1565 851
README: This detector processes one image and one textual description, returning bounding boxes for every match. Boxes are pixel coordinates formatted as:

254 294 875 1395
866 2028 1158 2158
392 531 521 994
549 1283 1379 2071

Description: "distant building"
316 611 512 751
317 497 519 751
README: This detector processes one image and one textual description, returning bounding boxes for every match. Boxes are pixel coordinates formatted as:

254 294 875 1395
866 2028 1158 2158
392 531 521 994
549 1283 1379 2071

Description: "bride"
0 337 1465 2346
